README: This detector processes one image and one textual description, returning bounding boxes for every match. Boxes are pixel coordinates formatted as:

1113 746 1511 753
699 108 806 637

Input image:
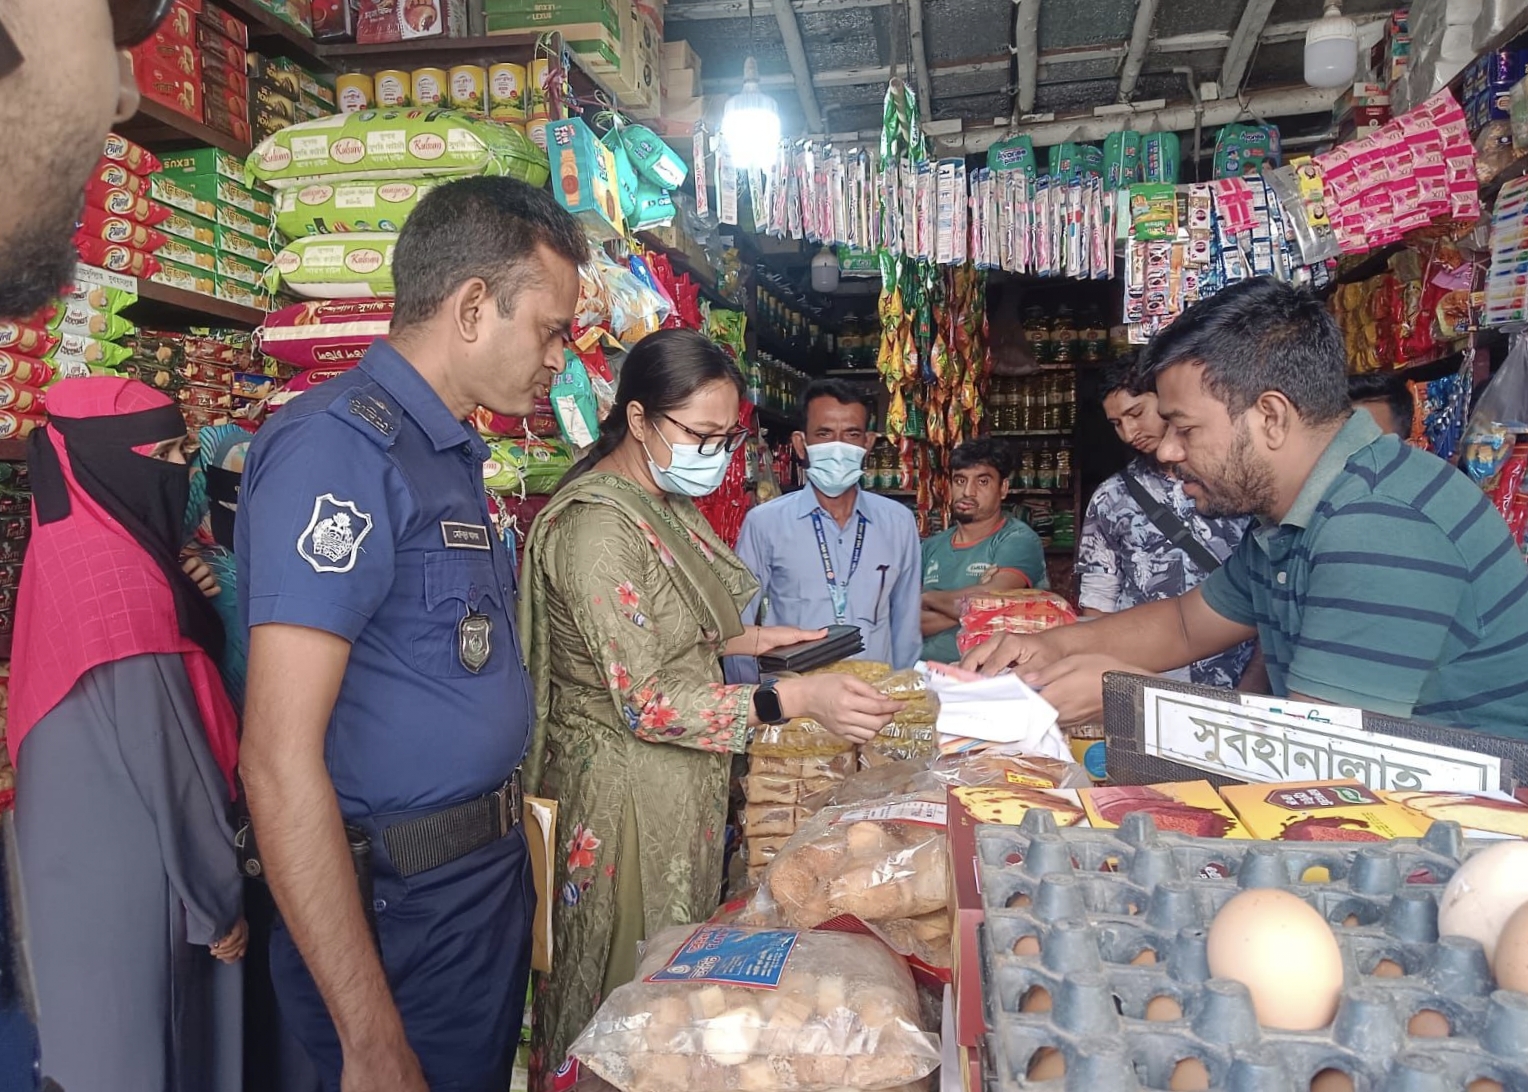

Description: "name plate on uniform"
441 521 491 550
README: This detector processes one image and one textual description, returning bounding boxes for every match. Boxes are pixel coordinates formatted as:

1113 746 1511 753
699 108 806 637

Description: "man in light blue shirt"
735 380 923 670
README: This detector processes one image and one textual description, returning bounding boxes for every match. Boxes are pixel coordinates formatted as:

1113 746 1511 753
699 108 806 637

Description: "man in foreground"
736 379 922 669
920 438 1047 663
237 178 587 1092
1075 360 1256 689
0 0 161 317
966 277 1528 738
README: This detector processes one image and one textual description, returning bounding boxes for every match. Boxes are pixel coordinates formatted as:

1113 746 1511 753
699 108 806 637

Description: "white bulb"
1304 4 1358 89
722 99 781 172
811 247 839 292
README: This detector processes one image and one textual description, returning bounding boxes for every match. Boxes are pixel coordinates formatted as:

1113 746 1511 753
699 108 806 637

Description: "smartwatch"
752 682 788 726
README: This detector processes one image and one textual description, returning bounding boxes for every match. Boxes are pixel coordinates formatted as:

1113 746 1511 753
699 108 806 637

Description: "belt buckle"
494 772 523 838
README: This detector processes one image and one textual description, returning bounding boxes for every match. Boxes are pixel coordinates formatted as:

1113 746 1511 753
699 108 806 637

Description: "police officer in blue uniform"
236 177 588 1092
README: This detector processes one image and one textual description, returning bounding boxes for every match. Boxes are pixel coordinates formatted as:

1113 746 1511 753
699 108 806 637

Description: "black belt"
381 772 523 878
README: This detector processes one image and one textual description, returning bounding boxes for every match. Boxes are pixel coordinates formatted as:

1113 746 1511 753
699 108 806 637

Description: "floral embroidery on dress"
635 520 676 568
616 581 640 608
608 661 632 691
686 529 715 562
566 824 601 872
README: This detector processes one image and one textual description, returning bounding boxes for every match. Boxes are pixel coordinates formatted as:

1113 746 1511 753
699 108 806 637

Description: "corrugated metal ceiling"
672 0 1381 144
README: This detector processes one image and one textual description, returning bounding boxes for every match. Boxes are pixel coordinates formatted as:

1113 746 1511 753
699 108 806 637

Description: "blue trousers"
271 824 533 1092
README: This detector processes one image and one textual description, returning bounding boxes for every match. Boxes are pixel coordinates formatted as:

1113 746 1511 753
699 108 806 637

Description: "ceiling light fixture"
1304 1 1359 89
721 0 782 171
810 245 840 292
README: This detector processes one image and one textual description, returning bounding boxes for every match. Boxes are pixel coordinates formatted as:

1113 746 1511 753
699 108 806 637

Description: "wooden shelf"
218 0 327 63
318 30 540 66
822 369 881 380
1045 544 1075 556
990 429 1072 438
1010 487 1073 496
130 280 265 328
120 98 252 157
0 440 25 461
637 231 744 310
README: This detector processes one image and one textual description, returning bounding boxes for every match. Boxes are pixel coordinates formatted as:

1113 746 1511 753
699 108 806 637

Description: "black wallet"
757 624 865 674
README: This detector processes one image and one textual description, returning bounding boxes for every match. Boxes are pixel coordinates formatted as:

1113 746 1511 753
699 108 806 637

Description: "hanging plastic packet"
693 127 710 221
717 147 739 227
1104 131 1142 189
626 253 675 323
619 124 688 189
987 134 1038 177
1141 132 1180 184
1213 123 1281 179
551 349 600 450
1263 162 1339 265
601 128 641 220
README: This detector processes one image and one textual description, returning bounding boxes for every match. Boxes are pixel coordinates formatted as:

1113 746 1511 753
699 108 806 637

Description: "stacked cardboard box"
199 3 251 144
356 0 466 43
248 54 337 143
660 38 709 136
252 0 313 35
151 149 276 309
739 750 854 887
486 0 660 113
1334 82 1392 142
128 0 204 123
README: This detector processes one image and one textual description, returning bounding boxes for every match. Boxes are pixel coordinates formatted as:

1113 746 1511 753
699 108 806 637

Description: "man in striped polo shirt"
965 277 1528 738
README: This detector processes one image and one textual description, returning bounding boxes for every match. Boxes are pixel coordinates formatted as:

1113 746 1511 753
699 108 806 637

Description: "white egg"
1438 841 1528 964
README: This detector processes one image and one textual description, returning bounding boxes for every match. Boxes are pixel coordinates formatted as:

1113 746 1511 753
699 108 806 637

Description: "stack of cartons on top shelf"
659 38 708 136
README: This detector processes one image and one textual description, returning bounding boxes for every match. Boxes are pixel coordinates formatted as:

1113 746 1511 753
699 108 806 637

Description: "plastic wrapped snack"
758 792 949 931
569 924 941 1092
956 588 1077 654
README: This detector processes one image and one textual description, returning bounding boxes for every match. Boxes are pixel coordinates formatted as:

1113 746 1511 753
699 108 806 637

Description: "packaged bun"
569 925 940 1092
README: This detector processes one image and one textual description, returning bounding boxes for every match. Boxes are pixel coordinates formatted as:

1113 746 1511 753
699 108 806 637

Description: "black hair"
1139 277 1350 425
1099 355 1148 400
798 378 872 432
557 328 745 490
949 438 1012 479
390 176 590 333
1348 372 1414 437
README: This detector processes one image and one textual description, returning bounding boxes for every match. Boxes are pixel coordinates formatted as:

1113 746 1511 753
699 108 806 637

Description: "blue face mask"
645 430 730 498
804 441 867 498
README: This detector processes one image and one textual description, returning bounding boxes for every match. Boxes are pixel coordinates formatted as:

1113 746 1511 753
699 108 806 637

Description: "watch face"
755 686 785 725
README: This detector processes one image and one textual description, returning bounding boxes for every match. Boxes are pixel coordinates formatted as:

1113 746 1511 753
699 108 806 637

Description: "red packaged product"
128 49 203 122
195 23 247 70
0 412 47 440
0 323 60 358
1507 492 1528 549
179 383 234 410
1492 444 1528 520
0 351 53 387
76 206 168 253
285 364 358 392
101 133 163 177
71 237 161 278
0 382 43 414
202 58 251 100
85 181 171 226
198 2 249 46
203 95 252 146
258 299 393 369
90 163 149 197
955 590 1079 656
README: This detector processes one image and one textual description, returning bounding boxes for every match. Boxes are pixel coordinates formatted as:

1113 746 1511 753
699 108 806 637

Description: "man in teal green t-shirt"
921 438 1048 662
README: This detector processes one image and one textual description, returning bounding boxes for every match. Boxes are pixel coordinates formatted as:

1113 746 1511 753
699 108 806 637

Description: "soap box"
547 117 625 240
1081 780 1251 839
1219 778 1429 842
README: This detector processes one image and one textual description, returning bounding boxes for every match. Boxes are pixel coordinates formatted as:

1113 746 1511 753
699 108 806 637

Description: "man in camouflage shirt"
1076 361 1257 689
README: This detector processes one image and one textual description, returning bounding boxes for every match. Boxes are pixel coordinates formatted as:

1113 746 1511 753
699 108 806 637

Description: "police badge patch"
298 493 375 574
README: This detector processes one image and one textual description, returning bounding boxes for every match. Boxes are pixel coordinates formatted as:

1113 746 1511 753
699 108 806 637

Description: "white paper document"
922 664 1069 761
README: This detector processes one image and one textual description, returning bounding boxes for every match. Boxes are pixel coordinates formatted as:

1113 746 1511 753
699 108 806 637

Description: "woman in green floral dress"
519 329 903 1087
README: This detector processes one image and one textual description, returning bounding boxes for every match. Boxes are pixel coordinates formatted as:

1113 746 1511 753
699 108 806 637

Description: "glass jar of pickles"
1051 306 1077 365
1018 450 1037 489
1022 307 1052 364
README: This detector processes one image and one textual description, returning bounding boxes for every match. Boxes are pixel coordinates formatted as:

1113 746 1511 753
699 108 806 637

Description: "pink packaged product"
283 364 358 393
257 299 393 370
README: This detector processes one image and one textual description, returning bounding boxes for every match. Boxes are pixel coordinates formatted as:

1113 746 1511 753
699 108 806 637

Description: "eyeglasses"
0 0 176 79
661 414 749 457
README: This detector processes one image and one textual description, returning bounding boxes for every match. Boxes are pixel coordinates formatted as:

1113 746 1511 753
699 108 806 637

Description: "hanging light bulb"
722 56 781 171
1304 1 1358 89
810 245 840 293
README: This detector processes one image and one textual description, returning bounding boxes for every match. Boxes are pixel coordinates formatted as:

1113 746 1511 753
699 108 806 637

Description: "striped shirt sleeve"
1285 503 1463 715
1197 538 1258 626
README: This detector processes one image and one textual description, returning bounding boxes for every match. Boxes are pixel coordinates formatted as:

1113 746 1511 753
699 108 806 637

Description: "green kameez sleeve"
545 503 755 754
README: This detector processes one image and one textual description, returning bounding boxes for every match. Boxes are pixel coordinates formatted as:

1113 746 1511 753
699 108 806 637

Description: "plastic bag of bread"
755 792 950 932
569 924 941 1092
802 750 1091 814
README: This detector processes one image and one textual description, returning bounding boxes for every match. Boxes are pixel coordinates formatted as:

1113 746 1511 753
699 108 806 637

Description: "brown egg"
1145 995 1184 1021
1169 1057 1211 1090
1492 899 1528 991
1408 1009 1450 1038
1370 958 1405 978
1206 889 1344 1031
1311 1068 1355 1092
1020 985 1053 1013
1027 1047 1065 1080
1469 1081 1504 1092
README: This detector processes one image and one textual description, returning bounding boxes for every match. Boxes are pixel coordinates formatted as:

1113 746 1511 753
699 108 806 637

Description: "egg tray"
975 808 1528 1091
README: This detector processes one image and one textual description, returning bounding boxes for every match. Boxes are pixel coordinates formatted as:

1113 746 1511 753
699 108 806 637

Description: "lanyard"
811 510 867 623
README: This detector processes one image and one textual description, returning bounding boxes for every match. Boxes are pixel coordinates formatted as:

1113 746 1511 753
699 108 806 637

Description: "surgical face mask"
804 441 867 498
645 428 731 498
